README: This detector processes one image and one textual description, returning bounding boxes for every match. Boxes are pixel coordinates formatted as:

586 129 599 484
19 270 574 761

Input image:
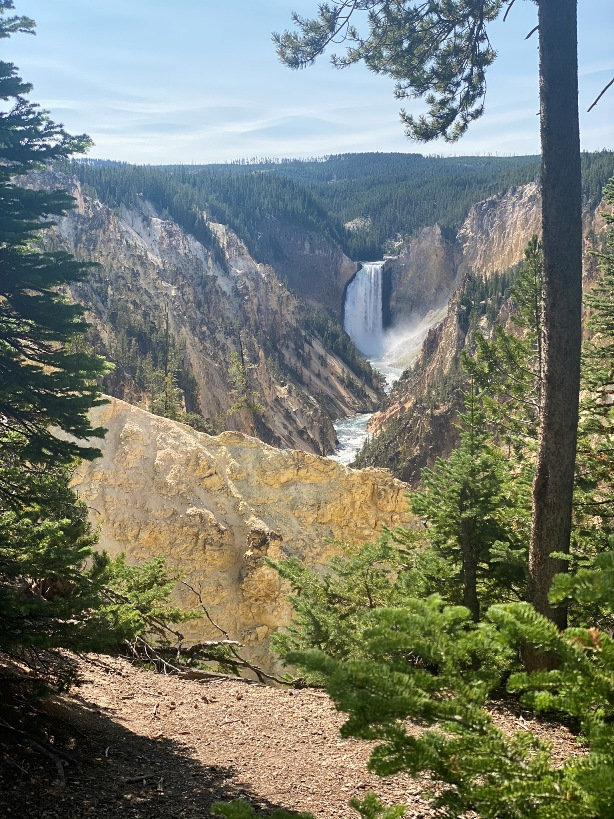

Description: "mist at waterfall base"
331 262 445 467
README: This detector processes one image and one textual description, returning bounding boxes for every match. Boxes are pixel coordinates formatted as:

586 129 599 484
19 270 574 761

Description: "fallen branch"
0 717 69 786
184 639 242 656
181 581 296 686
178 668 263 684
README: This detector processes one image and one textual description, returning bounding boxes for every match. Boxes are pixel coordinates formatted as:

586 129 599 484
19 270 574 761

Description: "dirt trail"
0 655 578 818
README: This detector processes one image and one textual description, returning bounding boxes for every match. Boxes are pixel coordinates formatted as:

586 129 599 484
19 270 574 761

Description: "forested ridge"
71 150 614 263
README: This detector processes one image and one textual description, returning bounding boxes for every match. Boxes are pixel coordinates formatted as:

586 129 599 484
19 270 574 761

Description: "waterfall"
343 261 385 357
333 259 446 464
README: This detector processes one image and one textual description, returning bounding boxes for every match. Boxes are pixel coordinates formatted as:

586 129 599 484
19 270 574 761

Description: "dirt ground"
0 654 579 819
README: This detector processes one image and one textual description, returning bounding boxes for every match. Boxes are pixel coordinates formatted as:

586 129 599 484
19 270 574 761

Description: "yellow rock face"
71 398 412 673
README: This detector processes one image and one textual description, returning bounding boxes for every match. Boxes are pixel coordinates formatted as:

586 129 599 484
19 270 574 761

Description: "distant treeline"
68 150 614 262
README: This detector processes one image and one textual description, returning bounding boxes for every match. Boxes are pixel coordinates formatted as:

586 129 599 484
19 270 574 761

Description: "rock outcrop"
71 399 412 673
455 182 542 280
249 219 359 318
387 183 541 325
387 224 458 325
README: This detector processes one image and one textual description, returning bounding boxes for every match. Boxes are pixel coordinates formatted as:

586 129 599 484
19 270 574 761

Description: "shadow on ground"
0 671 304 819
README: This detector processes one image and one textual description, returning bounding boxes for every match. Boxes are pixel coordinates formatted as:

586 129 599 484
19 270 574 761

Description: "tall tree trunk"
529 0 582 630
459 482 480 622
461 527 480 622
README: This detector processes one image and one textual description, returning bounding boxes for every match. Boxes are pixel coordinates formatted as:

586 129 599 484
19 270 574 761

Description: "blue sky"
7 1 613 164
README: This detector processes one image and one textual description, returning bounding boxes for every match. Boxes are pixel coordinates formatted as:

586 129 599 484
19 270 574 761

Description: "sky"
6 1 614 164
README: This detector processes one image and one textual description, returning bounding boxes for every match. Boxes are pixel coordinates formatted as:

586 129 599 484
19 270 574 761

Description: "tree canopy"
0 0 108 667
0 1 108 470
274 0 504 142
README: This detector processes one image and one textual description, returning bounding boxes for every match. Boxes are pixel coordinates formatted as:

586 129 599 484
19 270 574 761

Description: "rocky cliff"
387 183 542 326
249 219 359 318
455 183 542 280
387 224 458 326
34 171 382 456
71 398 412 673
356 186 607 483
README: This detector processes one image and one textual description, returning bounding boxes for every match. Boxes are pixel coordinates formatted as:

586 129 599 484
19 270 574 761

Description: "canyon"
33 170 381 457
41 162 610 668
354 186 609 482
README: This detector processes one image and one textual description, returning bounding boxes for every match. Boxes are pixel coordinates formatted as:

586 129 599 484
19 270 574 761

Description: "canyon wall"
357 186 607 483
34 171 381 456
71 399 412 673
387 183 542 326
248 219 359 318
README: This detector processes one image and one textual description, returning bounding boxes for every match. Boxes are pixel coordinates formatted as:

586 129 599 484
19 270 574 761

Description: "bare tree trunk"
529 0 582 630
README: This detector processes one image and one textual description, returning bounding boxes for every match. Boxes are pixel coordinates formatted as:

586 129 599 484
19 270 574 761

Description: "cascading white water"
332 261 386 465
343 261 385 357
333 259 444 464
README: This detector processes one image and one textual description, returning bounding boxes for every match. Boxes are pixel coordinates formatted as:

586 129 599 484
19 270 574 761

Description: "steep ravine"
33 171 382 456
355 186 609 483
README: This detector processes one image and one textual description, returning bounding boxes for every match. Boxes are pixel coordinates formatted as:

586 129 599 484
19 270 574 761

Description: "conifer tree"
467 236 543 454
574 180 614 561
410 381 527 620
273 570 614 819
227 341 264 423
0 1 108 666
0 1 108 470
0 4 223 691
270 536 430 677
275 0 585 629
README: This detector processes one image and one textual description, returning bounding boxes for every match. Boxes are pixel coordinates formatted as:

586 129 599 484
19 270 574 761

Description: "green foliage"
275 1 504 143
284 565 614 818
348 794 406 819
211 801 315 819
410 382 529 619
0 431 197 668
209 179 614 819
549 549 614 613
264 217 614 815
574 179 614 561
98 293 213 428
0 2 108 666
353 267 517 481
465 236 543 454
227 348 265 418
0 5 200 685
62 160 226 267
67 151 613 265
269 537 428 677
89 552 199 649
0 442 101 653
211 793 406 819
304 308 377 384
171 153 545 262
0 8 108 465
495 598 614 819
